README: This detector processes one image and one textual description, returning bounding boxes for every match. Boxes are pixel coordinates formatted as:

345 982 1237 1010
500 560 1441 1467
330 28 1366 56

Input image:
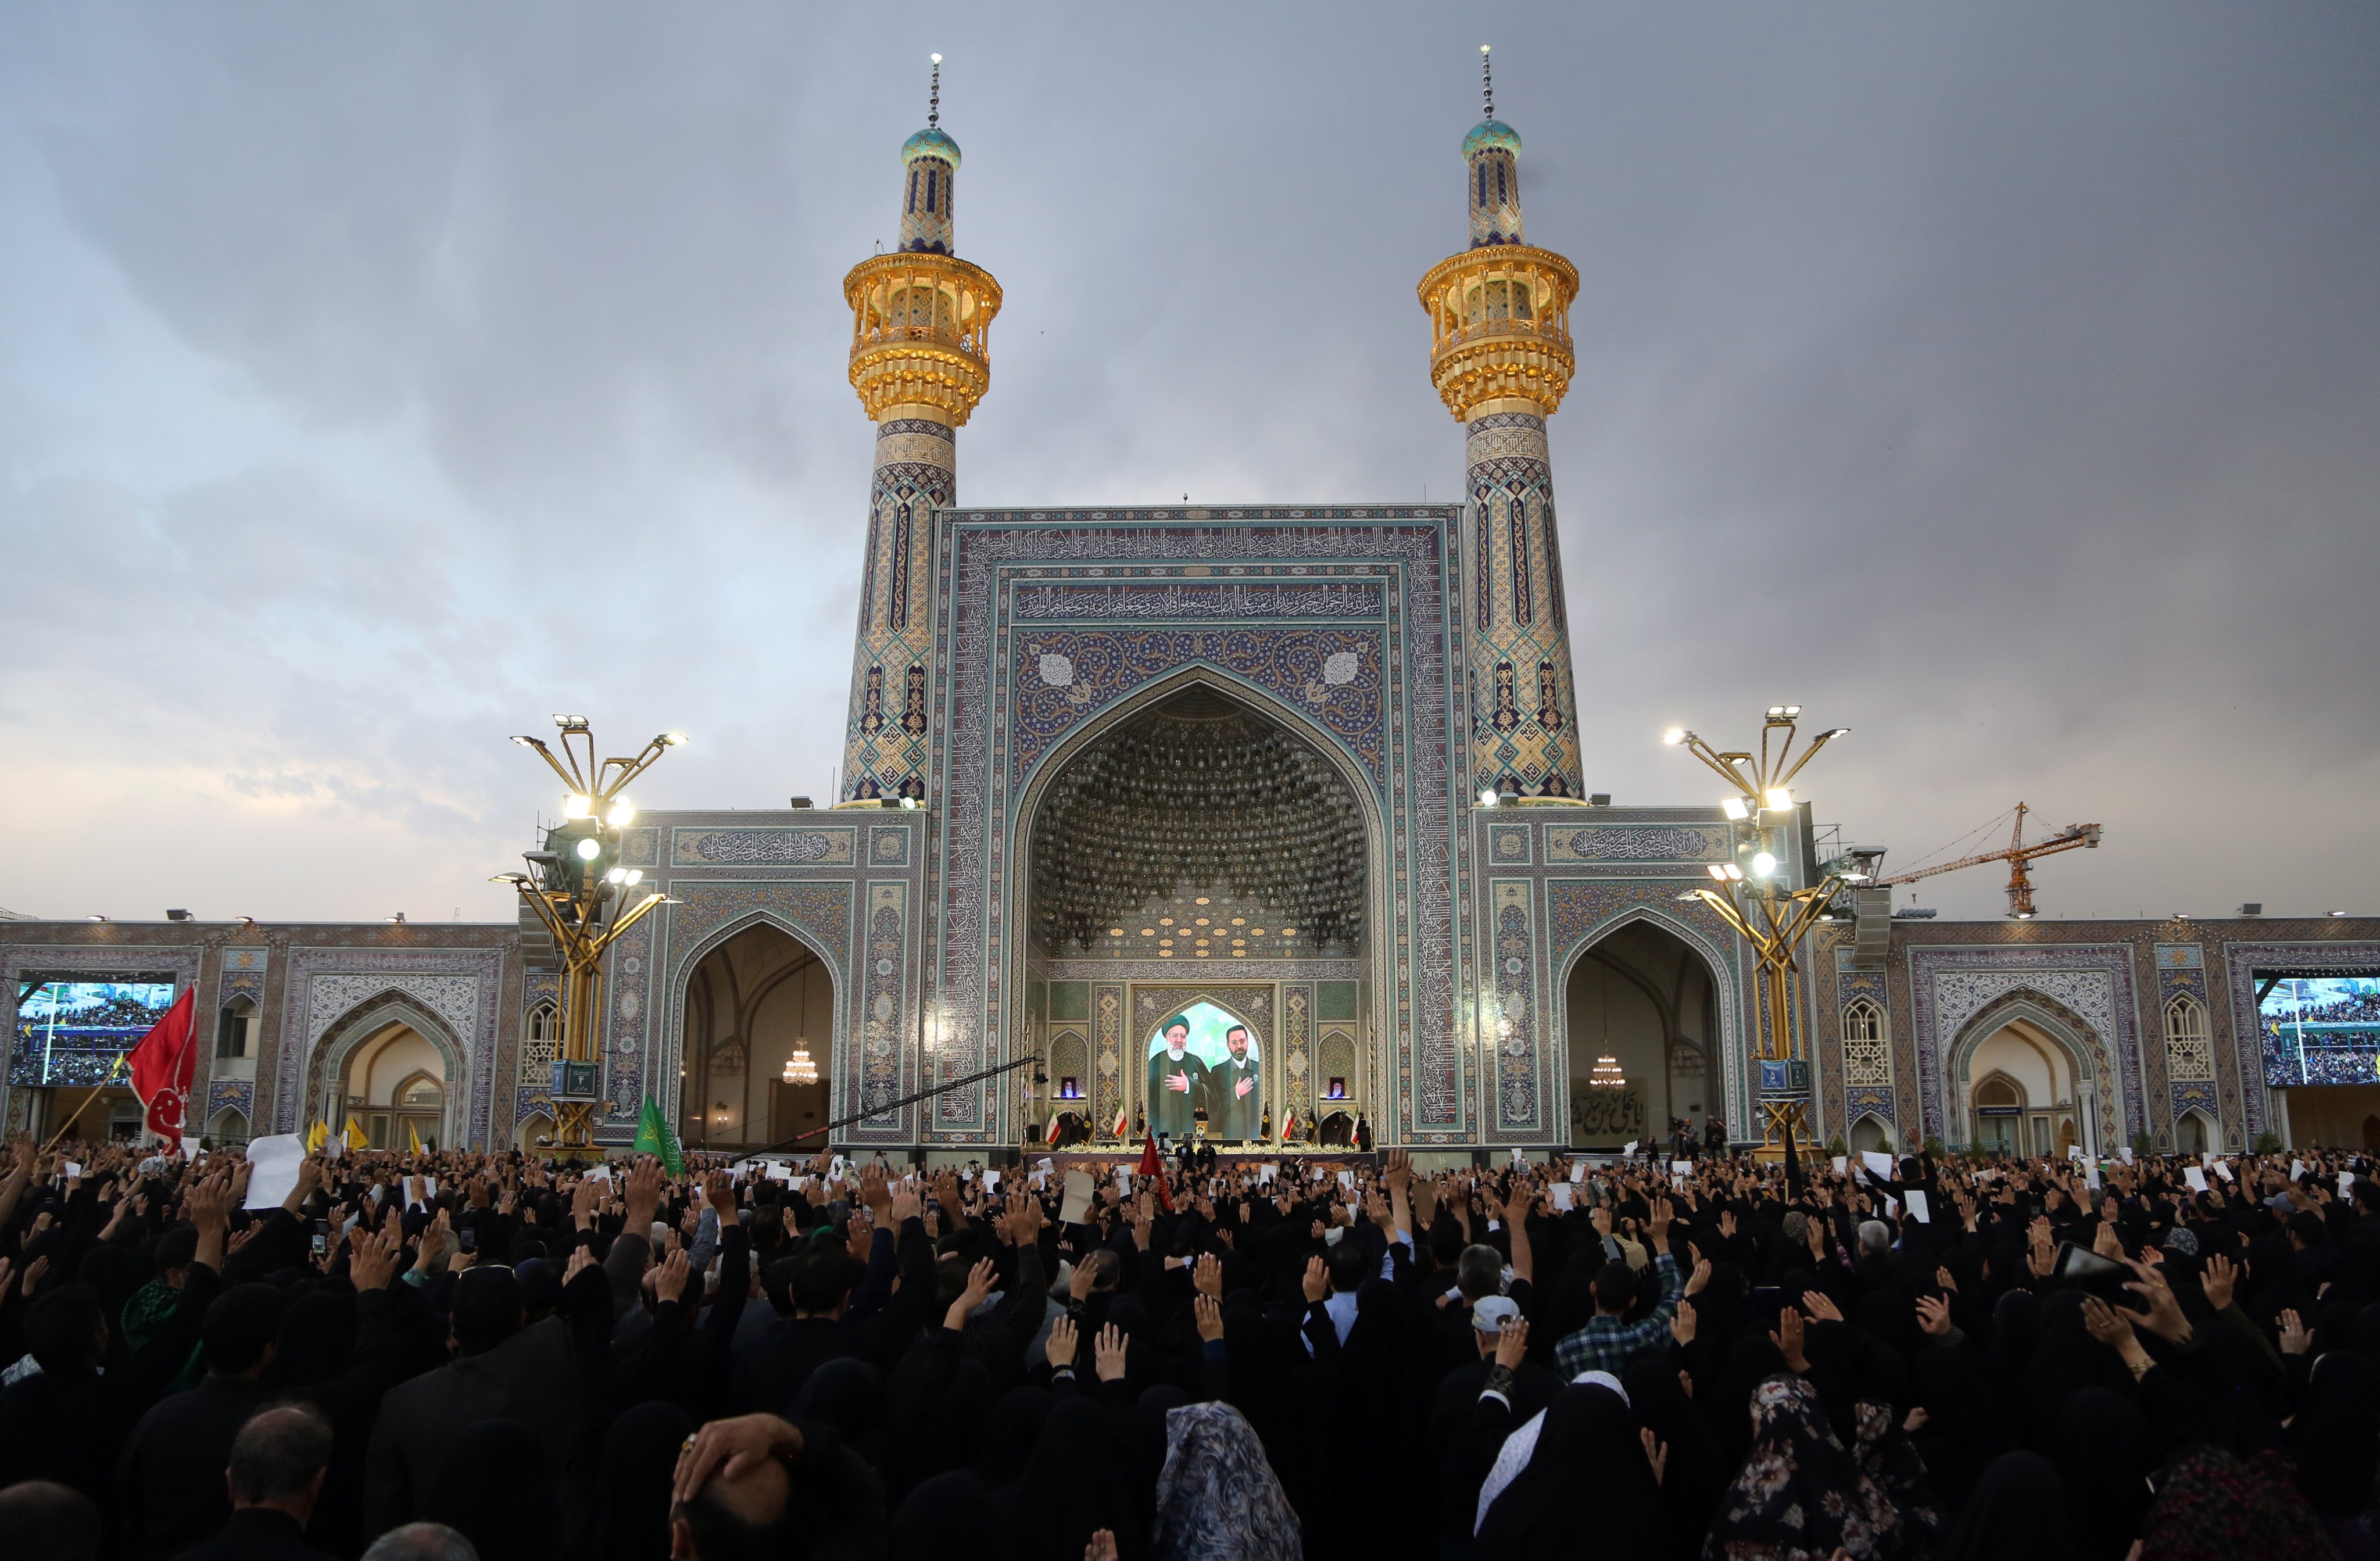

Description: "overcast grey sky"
2 3 2374 925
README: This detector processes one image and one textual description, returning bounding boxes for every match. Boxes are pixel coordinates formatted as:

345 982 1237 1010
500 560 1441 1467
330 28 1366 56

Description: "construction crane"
1875 803 2103 919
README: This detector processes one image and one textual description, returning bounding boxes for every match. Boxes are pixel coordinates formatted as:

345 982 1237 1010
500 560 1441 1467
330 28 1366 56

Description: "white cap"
1472 1295 1521 1335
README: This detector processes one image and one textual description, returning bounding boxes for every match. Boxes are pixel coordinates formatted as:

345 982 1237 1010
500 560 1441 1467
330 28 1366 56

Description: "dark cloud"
1 3 2374 921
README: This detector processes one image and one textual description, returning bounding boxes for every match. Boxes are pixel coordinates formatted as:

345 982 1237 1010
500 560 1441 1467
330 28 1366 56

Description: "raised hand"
2279 1308 2312 1356
1915 1294 1953 1338
1085 1530 1119 1561
1640 1427 1669 1486
1670 1298 1698 1347
2202 1252 2238 1312
1194 1293 1224 1343
1193 1251 1223 1299
1302 1255 1329 1305
350 1225 400 1291
1047 1315 1079 1370
654 1248 693 1306
1770 1305 1809 1373
1093 1322 1128 1382
1801 1290 1844 1324
1494 1316 1531 1370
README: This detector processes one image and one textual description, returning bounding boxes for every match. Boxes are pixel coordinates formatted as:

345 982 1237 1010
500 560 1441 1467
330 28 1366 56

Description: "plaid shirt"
1554 1252 1682 1379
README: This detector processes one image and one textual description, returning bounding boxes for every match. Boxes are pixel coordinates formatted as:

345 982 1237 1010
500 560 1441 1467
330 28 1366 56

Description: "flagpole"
41 1052 128 1155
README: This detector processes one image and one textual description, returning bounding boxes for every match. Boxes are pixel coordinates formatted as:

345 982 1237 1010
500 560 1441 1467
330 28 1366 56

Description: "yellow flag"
345 1115 367 1151
408 1122 423 1156
306 1120 327 1152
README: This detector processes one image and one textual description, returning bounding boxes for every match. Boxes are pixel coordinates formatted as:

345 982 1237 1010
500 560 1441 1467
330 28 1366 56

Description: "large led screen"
9 979 178 1087
2261 975 2380 1087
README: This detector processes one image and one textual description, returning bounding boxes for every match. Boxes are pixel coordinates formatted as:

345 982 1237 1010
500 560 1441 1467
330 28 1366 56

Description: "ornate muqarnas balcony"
1416 245 1579 421
843 251 1002 424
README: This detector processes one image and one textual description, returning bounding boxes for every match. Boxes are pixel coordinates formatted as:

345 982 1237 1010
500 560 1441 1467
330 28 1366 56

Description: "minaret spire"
837 65 1002 803
1417 51 1584 800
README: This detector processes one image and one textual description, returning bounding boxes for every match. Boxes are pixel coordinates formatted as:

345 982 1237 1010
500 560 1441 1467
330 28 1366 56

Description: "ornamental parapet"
844 252 1003 425
1416 244 1579 421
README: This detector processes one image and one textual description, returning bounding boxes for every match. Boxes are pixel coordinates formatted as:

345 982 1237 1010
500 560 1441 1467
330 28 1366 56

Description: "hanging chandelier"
782 1041 818 1086
1589 1053 1626 1089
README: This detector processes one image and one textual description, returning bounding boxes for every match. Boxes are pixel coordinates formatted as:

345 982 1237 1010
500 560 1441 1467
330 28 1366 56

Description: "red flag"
1137 1131 1174 1212
126 989 198 1140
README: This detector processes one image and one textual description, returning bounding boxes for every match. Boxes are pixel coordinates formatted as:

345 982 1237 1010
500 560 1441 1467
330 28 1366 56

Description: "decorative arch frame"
1944 990 2120 1154
306 997 469 1152
662 910 844 1132
1549 903 1748 1152
1008 666 1393 1129
2174 1105 2218 1155
1848 1111 1894 1153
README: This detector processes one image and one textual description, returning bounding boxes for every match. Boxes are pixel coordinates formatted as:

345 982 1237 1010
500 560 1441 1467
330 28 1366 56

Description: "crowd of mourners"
2 1130 2378 1561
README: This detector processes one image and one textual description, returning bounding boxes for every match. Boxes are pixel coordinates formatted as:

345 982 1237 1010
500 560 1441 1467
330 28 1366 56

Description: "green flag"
634 1096 685 1178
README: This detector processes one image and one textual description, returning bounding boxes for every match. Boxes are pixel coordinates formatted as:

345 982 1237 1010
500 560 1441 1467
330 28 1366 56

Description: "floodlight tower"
1663 707 1867 1150
498 715 686 1151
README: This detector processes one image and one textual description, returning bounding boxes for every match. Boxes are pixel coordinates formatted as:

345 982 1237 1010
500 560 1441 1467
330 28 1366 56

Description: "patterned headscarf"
1703 1376 1917 1561
2139 1447 2336 1561
1153 1402 1302 1561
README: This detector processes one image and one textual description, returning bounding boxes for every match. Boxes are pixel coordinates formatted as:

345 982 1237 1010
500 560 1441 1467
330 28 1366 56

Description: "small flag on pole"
306 1120 328 1153
345 1115 368 1152
634 1096 686 1177
408 1121 424 1157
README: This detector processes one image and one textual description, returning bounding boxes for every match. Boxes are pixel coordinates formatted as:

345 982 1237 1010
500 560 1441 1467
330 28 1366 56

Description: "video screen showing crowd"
1144 1008 1262 1142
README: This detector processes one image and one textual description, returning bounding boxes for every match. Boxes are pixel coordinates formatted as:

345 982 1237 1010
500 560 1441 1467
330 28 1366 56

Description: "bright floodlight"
625 869 643 886
604 868 627 884
1763 787 1792 810
575 837 602 861
1480 788 1499 807
662 732 690 746
563 794 592 820
607 799 636 828
1767 706 1786 717
1720 797 1749 821
1723 864 1744 882
1751 851 1778 878
1706 865 1728 880
1662 728 1687 746
1783 704 1801 716
1817 727 1849 742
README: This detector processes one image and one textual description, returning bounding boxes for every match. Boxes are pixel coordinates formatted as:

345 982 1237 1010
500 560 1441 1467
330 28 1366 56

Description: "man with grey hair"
360 1523 480 1561
1857 1219 1893 1259
171 1404 338 1561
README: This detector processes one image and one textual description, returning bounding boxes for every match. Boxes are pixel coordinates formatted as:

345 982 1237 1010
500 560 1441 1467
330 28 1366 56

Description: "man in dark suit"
363 1265 581 1533
117 1281 287 1556
166 1405 338 1561
1207 1025 1261 1141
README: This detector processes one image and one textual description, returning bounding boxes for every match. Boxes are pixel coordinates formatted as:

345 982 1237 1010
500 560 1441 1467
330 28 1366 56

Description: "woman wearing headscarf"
1151 1401 1302 1561
575 1399 690 1561
425 1417 560 1561
2285 1349 2380 1560
2137 1446 2337 1561
1003 1395 1143 1561
1474 1379 1665 1561
1702 1374 1919 1561
1625 1357 1728 1561
891 1469 1005 1561
1932 1452 2078 1561
2049 1388 2150 1561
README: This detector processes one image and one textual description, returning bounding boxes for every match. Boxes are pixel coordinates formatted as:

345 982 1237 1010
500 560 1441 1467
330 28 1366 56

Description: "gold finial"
929 53 942 128
1480 44 1493 121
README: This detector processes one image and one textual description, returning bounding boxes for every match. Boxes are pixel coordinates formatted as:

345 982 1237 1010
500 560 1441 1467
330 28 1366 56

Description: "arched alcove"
1563 919 1719 1148
681 921 835 1152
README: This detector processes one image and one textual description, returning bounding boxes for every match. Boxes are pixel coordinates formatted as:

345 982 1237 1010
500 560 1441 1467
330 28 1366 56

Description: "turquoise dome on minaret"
897 56 960 255
1461 120 1520 160
902 126 961 170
